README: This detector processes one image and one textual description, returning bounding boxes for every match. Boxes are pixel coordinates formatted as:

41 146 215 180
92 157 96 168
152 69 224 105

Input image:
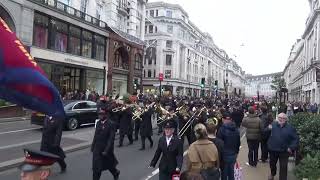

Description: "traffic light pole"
159 80 162 98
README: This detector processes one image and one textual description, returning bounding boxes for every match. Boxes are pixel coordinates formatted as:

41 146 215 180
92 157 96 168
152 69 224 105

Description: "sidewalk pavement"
238 136 296 180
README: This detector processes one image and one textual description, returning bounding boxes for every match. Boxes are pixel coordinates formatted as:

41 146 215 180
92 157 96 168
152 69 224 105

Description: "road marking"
144 150 188 180
144 131 247 180
0 127 41 135
0 140 41 150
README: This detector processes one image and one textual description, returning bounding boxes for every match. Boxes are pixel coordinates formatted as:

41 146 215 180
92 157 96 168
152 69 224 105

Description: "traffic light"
201 78 205 88
214 80 218 86
134 79 138 90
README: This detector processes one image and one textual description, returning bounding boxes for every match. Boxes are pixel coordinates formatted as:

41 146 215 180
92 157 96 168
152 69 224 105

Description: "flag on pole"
0 17 65 118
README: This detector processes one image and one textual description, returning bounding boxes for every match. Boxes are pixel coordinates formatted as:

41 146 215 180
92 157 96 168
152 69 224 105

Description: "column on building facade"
140 1 146 41
107 38 115 95
127 47 135 94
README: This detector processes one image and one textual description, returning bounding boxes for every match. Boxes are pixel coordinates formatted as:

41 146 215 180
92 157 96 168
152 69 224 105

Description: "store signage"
64 58 89 65
159 73 164 81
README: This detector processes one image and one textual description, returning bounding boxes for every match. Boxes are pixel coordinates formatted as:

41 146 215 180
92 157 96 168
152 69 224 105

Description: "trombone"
112 104 137 112
132 102 156 121
178 106 206 137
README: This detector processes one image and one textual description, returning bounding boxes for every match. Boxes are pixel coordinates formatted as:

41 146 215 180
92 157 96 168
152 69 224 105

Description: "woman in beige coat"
186 123 220 174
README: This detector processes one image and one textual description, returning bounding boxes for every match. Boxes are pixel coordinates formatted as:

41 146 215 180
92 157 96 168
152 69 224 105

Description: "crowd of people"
19 93 301 180
62 90 100 102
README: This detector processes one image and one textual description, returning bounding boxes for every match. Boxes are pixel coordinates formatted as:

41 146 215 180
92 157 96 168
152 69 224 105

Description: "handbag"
234 162 243 180
194 145 220 180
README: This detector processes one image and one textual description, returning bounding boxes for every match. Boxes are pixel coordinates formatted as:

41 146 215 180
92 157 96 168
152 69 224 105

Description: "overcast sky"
148 0 310 75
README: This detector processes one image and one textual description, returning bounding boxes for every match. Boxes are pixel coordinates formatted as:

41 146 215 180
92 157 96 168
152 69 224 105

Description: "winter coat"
140 108 154 137
119 107 133 135
241 114 264 140
40 116 66 159
186 139 220 172
217 122 240 156
267 122 299 152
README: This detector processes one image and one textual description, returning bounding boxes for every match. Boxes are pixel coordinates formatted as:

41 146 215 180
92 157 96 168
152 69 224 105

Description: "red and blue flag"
0 17 65 117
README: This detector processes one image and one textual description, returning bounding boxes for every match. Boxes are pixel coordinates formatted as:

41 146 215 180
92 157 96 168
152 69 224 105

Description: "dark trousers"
119 133 133 146
141 136 153 148
222 154 237 180
92 166 119 180
260 139 269 161
180 131 193 147
247 139 259 166
134 121 141 140
269 151 289 180
159 170 173 180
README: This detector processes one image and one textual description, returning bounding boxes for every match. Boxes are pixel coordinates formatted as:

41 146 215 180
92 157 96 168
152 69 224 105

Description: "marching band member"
118 99 134 147
139 100 155 150
149 120 183 180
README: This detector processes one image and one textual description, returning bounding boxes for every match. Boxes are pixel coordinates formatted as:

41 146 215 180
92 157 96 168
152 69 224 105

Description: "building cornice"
146 2 189 18
302 9 320 38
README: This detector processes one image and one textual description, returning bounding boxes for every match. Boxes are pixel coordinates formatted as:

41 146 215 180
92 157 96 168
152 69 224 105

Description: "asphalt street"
0 122 245 180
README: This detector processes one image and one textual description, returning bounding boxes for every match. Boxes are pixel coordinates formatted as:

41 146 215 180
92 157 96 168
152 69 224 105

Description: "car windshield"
64 101 77 111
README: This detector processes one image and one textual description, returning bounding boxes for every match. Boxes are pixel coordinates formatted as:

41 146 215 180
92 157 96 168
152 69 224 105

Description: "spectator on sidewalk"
260 112 274 162
241 106 263 167
186 123 220 179
267 113 299 180
217 112 240 180
206 121 224 172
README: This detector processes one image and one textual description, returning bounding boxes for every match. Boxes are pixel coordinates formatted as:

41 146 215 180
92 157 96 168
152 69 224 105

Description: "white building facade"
225 59 246 98
283 0 320 104
245 73 281 99
142 2 238 97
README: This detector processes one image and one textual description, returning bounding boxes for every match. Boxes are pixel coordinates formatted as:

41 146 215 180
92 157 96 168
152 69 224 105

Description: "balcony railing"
32 0 107 29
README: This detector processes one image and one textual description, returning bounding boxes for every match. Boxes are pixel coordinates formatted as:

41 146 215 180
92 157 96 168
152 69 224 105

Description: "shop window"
50 19 68 52
86 70 104 95
69 26 81 55
94 34 106 61
135 54 142 70
165 70 171 78
82 30 93 58
33 13 49 48
166 54 172 65
148 70 152 77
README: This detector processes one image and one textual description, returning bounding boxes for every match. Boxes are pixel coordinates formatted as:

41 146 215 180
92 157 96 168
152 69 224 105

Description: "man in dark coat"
40 115 67 173
118 105 134 147
150 120 183 180
231 104 244 128
91 108 120 180
139 101 154 150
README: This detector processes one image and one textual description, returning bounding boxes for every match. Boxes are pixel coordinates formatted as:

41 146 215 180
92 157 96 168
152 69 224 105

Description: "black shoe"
139 147 145 150
113 170 120 180
117 144 123 147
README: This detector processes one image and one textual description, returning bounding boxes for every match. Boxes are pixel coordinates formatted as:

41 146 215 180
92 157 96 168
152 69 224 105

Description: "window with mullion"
33 13 49 48
69 26 81 55
82 30 93 58
94 34 106 61
50 19 68 52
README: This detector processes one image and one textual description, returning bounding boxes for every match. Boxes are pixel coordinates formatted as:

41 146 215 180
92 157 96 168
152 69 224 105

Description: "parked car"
31 100 98 130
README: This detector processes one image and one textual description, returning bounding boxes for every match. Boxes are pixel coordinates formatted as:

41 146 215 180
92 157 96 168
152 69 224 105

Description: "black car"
31 100 98 131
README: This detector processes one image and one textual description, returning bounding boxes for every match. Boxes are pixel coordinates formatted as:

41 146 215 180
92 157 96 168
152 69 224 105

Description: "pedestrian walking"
260 111 274 162
217 112 240 180
267 113 299 180
149 120 183 180
91 108 120 180
186 123 220 180
241 106 264 167
19 149 60 180
40 115 67 173
206 122 224 172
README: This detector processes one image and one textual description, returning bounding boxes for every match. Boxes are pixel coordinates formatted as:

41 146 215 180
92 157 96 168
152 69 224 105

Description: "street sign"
159 73 164 81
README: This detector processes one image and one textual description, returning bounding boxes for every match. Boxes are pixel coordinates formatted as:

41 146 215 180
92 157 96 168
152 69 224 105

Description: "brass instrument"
112 104 138 112
132 102 156 121
178 106 207 137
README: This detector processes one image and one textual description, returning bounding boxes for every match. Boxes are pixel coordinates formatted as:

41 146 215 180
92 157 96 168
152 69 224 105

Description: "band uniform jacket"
140 108 154 137
150 135 183 173
91 119 118 172
119 107 133 135
40 116 65 159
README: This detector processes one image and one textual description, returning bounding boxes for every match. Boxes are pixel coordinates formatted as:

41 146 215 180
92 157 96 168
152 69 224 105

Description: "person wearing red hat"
19 148 59 180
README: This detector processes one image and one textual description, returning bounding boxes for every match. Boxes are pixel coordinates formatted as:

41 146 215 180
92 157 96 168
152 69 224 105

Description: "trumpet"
178 106 206 137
